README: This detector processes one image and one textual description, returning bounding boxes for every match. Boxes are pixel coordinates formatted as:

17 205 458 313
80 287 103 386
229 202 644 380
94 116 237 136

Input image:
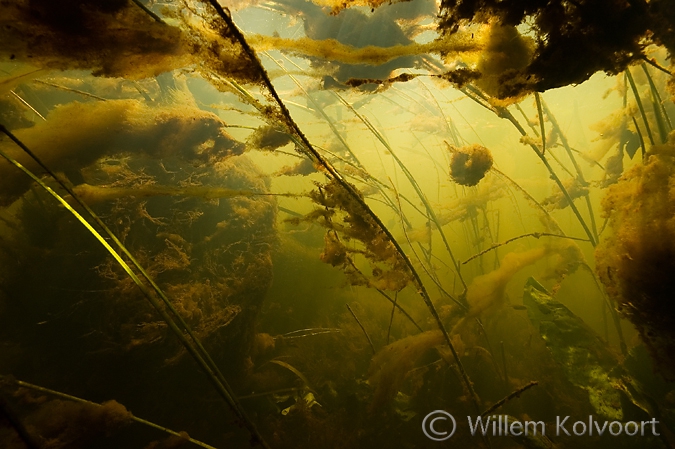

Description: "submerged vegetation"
0 0 674 448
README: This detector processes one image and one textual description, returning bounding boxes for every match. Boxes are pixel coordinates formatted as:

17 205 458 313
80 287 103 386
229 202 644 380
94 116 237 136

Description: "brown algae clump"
446 142 493 186
0 99 244 205
596 134 675 379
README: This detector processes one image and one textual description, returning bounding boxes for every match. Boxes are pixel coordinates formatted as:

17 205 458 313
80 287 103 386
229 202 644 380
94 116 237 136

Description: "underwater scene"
1 0 675 448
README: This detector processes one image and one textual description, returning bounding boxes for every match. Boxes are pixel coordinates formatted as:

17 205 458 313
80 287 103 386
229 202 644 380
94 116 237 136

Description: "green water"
0 0 674 448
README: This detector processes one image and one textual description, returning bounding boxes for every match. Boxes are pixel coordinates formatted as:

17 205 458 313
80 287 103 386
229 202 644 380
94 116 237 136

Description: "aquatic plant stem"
34 80 108 101
491 168 563 234
0 125 269 449
640 55 673 75
474 318 503 384
376 289 423 332
387 292 398 344
206 0 481 414
463 232 590 265
583 264 628 355
9 91 46 121
632 116 648 161
626 69 656 146
347 304 376 354
0 376 217 449
641 63 672 141
131 0 166 24
500 341 508 388
534 93 546 155
480 381 538 417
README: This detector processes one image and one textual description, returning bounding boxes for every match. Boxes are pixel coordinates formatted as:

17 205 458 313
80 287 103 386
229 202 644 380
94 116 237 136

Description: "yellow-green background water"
0 0 674 448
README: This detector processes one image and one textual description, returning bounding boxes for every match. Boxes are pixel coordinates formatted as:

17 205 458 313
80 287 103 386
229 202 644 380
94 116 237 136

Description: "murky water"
0 0 674 448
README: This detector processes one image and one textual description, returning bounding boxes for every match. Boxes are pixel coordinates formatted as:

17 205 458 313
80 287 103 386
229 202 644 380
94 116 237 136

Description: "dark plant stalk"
535 92 546 155
640 55 672 75
500 341 508 387
387 292 398 344
347 304 376 354
583 264 628 355
480 381 538 417
632 116 647 162
376 289 423 332
474 319 503 384
131 0 165 23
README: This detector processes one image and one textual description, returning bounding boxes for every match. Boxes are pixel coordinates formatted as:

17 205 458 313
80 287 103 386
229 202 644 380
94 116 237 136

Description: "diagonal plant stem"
204 0 482 413
347 303 376 354
626 68 655 146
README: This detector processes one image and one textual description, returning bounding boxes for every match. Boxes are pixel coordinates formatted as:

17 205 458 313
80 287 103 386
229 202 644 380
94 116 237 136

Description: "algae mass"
0 0 674 448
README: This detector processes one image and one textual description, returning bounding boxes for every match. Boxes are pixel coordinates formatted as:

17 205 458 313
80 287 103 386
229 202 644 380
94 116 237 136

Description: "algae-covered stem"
480 381 538 418
202 0 482 414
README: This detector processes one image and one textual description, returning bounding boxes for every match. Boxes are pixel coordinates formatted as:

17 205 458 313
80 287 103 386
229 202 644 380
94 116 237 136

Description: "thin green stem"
626 68 655 146
534 93 546 155
642 63 673 130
